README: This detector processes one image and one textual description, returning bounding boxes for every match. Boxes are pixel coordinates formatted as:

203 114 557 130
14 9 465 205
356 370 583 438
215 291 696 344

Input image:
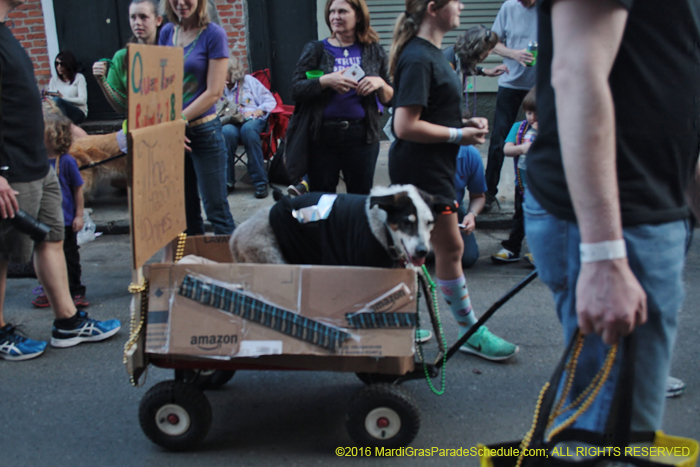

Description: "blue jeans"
221 119 268 188
523 189 688 432
184 118 235 235
52 97 86 124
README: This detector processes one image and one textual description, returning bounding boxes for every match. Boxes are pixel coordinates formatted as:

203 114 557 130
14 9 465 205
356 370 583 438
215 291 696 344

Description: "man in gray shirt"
483 0 537 212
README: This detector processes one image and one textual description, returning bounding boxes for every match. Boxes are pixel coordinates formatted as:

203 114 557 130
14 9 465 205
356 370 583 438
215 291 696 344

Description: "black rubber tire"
355 372 401 385
139 380 212 451
345 383 420 450
174 369 236 390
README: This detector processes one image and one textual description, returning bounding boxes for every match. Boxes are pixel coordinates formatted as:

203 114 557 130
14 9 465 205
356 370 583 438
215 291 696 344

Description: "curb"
95 221 131 235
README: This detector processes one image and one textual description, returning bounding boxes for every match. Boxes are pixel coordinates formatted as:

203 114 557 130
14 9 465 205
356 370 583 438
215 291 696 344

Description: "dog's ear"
369 191 410 213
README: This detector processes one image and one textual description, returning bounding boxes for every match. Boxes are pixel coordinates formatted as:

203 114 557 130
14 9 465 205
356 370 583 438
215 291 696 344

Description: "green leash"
415 265 447 396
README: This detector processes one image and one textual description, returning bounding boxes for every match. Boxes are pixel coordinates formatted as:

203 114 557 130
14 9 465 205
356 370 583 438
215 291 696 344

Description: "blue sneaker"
50 311 121 348
0 324 47 361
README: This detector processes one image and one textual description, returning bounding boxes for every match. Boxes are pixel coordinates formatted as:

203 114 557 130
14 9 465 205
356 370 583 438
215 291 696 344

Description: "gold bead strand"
546 343 618 442
516 381 551 467
175 232 187 262
550 335 584 420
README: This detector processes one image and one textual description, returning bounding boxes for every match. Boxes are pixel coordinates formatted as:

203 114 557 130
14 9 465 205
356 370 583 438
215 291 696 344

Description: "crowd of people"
1 0 698 447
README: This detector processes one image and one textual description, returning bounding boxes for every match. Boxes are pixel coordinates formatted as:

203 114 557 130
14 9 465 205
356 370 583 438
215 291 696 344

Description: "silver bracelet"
579 239 627 263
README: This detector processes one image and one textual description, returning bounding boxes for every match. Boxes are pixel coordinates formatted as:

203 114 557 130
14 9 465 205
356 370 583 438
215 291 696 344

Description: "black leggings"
63 226 85 296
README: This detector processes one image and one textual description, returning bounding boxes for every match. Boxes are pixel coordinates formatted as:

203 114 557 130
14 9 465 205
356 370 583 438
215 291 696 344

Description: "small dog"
230 184 437 268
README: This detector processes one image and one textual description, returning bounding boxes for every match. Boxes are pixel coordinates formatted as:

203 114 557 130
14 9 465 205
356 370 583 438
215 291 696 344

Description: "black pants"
308 120 379 195
501 188 525 256
485 87 529 197
63 226 85 296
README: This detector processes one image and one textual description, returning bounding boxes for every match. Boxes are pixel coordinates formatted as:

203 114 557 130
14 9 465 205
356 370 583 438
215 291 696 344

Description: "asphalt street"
2 230 698 467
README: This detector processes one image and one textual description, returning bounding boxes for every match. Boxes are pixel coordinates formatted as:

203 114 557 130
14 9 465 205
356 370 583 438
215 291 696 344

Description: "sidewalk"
87 138 516 234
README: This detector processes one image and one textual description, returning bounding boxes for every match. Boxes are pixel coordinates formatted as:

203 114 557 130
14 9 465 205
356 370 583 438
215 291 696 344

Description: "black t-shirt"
389 37 462 200
527 0 700 226
269 192 394 268
0 23 48 183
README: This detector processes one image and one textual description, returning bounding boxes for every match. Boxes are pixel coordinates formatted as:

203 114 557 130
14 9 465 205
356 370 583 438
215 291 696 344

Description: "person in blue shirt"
454 145 486 268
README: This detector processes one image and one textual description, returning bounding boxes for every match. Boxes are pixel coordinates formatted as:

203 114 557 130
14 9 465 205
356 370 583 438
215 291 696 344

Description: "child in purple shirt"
32 112 89 308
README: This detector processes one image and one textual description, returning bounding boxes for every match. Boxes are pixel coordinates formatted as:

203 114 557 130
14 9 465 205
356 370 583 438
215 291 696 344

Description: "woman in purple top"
290 0 393 195
159 0 234 235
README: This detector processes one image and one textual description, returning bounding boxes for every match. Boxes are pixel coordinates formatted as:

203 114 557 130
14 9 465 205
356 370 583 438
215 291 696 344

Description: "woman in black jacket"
289 0 393 194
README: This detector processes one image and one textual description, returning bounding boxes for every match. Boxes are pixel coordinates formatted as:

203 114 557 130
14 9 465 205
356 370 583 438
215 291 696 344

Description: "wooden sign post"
125 44 185 382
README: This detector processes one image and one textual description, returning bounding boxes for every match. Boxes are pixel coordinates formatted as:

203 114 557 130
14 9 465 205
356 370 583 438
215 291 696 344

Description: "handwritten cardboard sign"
127 44 183 132
130 120 187 269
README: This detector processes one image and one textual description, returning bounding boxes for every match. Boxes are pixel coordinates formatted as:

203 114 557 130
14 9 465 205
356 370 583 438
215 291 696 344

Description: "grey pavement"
87 138 516 235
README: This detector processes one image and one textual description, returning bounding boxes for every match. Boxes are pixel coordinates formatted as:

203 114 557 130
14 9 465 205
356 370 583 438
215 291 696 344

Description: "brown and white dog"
70 132 128 196
229 184 437 268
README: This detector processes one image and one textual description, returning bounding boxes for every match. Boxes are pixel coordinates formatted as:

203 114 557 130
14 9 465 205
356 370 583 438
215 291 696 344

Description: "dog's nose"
414 244 428 258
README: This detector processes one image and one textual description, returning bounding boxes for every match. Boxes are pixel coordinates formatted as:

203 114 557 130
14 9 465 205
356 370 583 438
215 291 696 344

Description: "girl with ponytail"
389 0 519 361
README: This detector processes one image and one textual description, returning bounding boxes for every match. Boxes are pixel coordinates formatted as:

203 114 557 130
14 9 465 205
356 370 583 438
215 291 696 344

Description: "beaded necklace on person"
174 26 204 61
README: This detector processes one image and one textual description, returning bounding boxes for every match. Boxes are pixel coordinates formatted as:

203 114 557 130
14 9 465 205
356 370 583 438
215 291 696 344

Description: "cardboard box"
144 236 418 375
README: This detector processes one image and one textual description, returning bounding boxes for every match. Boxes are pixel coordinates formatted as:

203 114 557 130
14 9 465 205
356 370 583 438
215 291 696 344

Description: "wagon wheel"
139 380 212 451
355 372 401 385
346 383 420 449
175 369 236 390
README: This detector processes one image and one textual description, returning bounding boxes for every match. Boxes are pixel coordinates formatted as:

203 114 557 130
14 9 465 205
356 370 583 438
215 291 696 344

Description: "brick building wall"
7 0 250 89
7 0 50 87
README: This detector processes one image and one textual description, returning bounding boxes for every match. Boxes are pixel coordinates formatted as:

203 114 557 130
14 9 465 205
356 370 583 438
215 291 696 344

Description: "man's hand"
511 49 534 67
576 259 647 345
459 212 476 234
0 176 20 219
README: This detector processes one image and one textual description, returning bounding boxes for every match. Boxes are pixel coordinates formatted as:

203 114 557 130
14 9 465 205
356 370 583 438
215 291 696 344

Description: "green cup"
306 70 324 79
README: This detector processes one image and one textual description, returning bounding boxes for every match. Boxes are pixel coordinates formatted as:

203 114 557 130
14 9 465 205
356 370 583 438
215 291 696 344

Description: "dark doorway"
248 0 318 105
53 0 132 121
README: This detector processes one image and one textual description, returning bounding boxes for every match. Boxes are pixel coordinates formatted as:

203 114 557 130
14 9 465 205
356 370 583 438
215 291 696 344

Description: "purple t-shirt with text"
50 154 84 226
322 39 365 120
159 22 229 118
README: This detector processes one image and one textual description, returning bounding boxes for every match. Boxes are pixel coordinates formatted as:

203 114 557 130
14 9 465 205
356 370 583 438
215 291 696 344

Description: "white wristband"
447 127 462 144
579 240 627 263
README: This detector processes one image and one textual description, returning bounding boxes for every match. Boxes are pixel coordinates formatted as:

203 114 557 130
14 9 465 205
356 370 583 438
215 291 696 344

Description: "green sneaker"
459 326 519 361
415 328 433 343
